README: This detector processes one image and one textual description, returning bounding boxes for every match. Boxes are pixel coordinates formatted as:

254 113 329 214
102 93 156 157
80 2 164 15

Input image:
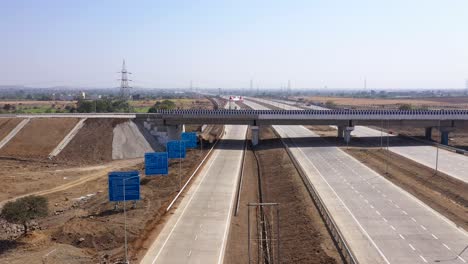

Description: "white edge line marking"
151 150 221 264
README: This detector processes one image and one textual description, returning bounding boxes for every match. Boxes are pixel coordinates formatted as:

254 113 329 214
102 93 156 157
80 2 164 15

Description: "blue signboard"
167 140 186 159
181 132 198 148
108 171 140 202
145 152 169 175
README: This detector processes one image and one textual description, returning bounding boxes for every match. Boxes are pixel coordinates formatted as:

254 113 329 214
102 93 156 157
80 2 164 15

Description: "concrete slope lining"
112 120 155 160
48 118 87 158
0 118 30 150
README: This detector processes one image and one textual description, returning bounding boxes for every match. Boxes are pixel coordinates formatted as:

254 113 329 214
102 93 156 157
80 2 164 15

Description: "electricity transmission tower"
118 59 132 100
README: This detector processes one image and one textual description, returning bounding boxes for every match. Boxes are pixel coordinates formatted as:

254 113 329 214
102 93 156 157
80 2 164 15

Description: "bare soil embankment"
0 118 23 141
55 118 125 165
0 118 79 159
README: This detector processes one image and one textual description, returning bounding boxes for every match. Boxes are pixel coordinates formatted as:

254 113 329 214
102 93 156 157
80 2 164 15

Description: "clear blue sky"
1 0 468 89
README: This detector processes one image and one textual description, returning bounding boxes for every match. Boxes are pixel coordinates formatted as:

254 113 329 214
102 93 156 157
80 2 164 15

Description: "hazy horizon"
2 0 468 89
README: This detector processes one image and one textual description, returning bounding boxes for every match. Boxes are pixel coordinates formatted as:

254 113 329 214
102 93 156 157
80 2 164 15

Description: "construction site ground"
0 118 79 159
0 145 217 264
0 99 221 263
307 125 468 231
224 126 341 264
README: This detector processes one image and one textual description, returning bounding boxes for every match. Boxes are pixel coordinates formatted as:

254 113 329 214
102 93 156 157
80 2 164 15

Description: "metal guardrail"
147 109 468 116
272 128 358 264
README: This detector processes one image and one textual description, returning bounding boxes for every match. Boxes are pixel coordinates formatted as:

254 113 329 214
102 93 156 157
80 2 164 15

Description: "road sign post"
145 152 169 176
167 140 186 190
108 171 140 264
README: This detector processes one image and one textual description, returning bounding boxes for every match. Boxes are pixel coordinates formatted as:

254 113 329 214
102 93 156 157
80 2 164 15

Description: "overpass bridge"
3 109 468 144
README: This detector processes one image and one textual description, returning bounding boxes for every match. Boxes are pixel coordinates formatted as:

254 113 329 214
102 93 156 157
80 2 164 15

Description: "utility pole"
118 59 132 100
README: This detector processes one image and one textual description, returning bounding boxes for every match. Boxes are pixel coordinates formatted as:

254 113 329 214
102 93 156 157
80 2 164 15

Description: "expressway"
244 99 468 264
140 103 247 264
253 98 468 184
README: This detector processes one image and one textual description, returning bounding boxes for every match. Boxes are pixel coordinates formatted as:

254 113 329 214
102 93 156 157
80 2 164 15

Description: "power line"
118 59 132 100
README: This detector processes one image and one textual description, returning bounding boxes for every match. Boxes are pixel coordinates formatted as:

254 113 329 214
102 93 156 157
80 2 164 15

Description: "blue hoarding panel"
108 171 140 202
181 132 198 148
167 140 186 159
145 152 169 175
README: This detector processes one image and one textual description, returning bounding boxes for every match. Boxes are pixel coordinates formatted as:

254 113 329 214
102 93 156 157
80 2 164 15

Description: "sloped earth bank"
0 118 23 142
0 118 79 159
0 144 219 264
225 126 341 264
55 118 126 165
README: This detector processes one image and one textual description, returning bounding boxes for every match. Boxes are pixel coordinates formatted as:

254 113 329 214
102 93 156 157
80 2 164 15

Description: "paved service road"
141 124 247 263
252 98 468 184
244 99 468 264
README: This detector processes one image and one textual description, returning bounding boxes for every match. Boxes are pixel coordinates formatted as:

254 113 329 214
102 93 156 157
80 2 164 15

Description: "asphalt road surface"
244 99 468 264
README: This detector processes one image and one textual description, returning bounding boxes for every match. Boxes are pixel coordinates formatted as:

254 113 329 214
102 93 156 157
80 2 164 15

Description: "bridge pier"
167 124 185 140
438 127 454 145
337 126 344 138
344 126 354 144
251 126 259 146
425 127 432 140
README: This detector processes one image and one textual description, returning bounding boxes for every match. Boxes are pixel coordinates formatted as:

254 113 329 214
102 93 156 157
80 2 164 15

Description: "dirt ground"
55 118 127 165
0 118 79 159
296 96 468 109
255 127 341 264
344 148 468 230
0 158 143 204
0 118 23 142
0 145 216 263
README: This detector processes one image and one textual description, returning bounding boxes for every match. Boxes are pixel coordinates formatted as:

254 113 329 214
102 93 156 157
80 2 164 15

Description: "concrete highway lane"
244 99 468 264
252 98 468 184
140 124 247 264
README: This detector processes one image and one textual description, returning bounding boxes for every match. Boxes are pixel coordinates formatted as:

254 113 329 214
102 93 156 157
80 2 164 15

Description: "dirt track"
0 118 79 159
